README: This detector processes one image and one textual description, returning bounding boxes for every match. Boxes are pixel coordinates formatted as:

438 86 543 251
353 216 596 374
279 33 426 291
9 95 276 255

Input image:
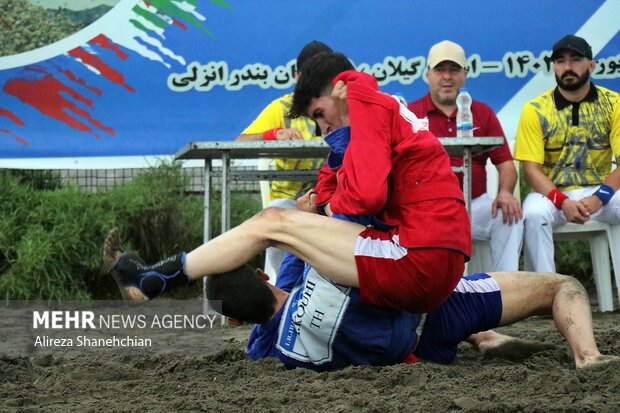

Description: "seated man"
514 35 620 272
408 40 523 271
104 231 617 371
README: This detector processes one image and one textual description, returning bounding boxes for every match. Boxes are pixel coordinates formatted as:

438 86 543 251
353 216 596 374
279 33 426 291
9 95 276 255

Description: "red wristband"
262 128 281 141
548 189 568 209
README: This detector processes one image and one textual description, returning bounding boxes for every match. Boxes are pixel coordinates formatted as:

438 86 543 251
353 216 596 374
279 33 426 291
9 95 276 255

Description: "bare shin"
184 207 364 286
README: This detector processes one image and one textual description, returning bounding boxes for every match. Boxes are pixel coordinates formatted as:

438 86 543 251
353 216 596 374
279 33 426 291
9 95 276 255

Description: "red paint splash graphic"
68 46 135 92
0 108 25 125
91 34 129 60
0 128 29 146
172 19 187 30
3 71 115 138
57 67 103 96
0 108 29 145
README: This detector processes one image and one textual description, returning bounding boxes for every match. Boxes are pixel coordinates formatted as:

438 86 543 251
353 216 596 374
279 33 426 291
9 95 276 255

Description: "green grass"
0 164 262 300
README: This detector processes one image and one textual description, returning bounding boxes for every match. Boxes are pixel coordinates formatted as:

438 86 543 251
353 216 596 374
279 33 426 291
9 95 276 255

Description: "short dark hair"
296 40 332 73
289 51 354 119
206 265 276 324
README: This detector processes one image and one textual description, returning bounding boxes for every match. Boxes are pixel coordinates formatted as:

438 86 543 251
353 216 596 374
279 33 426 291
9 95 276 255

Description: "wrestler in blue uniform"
246 253 502 371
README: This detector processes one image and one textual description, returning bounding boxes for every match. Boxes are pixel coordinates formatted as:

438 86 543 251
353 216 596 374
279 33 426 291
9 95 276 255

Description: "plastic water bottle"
456 88 473 138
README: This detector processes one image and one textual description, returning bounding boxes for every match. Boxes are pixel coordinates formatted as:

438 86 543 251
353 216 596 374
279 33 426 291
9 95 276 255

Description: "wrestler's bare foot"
576 354 620 369
473 331 555 361
103 228 148 302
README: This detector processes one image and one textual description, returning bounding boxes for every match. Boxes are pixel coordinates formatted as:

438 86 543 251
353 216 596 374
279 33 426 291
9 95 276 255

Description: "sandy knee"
556 274 588 298
246 207 297 239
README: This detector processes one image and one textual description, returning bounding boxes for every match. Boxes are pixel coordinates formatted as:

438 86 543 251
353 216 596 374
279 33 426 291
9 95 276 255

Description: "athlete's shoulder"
520 88 555 117
272 93 294 106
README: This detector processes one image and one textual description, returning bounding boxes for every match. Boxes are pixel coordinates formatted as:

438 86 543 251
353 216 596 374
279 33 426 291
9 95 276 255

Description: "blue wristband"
593 184 615 205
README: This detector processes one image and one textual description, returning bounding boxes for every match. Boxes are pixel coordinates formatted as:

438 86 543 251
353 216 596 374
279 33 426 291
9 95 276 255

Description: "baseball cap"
551 35 593 60
427 40 467 69
296 41 333 72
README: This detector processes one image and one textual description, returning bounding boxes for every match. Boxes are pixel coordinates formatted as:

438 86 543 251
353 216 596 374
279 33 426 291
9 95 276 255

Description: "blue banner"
1 0 619 165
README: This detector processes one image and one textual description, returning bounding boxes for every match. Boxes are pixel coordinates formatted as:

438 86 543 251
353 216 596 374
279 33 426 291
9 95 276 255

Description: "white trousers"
470 193 524 271
263 197 297 284
522 186 620 272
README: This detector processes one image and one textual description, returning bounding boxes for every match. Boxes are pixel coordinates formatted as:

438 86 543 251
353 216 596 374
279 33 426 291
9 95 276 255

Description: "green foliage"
555 241 592 277
0 164 261 300
104 163 202 262
0 172 103 300
0 0 83 57
7 169 63 190
517 163 530 201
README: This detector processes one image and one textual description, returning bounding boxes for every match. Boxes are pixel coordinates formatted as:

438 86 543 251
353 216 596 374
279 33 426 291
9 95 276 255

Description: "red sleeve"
328 71 393 215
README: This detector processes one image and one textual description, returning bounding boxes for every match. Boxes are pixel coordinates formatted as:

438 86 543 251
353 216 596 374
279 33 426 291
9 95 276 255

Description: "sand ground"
1 297 619 413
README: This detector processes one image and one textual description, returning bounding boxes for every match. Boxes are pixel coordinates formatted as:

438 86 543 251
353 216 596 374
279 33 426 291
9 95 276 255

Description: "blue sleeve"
246 305 284 362
275 253 306 292
324 126 351 169
331 213 391 230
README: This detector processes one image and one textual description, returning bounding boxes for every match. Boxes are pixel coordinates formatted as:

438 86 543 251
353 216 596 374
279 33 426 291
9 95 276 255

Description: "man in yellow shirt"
514 35 620 272
236 41 332 278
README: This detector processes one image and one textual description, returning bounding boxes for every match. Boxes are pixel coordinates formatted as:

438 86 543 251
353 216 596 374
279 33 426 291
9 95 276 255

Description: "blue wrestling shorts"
413 273 503 364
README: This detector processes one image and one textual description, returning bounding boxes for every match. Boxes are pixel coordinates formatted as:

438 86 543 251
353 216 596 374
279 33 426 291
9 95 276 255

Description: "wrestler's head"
289 51 354 134
206 265 278 324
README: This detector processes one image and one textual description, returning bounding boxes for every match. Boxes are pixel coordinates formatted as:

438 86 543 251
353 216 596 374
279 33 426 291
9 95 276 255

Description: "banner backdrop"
0 0 619 167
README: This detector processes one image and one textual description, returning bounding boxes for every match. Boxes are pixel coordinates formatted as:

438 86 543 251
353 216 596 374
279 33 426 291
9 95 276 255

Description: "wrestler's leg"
490 271 619 369
467 330 554 361
184 207 364 286
105 207 366 299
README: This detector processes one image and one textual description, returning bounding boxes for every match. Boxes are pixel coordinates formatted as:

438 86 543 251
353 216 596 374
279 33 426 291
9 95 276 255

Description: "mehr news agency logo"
31 309 225 348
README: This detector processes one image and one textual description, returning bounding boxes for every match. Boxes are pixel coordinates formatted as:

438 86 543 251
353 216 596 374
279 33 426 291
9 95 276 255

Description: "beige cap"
427 40 467 69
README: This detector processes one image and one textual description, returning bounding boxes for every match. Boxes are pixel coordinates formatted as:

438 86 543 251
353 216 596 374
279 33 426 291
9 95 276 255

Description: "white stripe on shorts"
354 234 408 259
454 276 500 294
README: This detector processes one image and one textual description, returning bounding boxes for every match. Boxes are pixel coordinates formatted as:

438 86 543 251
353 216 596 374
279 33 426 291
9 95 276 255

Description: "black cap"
551 35 593 60
296 41 333 72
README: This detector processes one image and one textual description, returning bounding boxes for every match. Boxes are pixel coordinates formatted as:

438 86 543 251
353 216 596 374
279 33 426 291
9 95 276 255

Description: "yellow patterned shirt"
514 84 620 191
242 93 324 200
